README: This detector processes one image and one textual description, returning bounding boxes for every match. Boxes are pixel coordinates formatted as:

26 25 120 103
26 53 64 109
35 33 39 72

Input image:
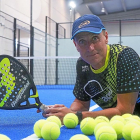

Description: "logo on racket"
11 80 30 107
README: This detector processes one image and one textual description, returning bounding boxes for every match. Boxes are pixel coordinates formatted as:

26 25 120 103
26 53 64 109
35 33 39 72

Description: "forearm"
70 99 90 111
82 107 122 119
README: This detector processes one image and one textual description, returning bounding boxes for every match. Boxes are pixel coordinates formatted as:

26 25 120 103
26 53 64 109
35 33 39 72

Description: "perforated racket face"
0 55 41 110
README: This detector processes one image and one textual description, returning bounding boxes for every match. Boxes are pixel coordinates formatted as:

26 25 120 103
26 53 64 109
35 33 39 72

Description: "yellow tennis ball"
110 115 125 124
94 122 110 134
70 134 90 140
0 134 11 140
33 119 48 138
122 113 132 118
63 113 78 128
131 126 140 140
125 115 140 123
122 122 139 140
94 116 109 126
125 118 140 125
110 120 125 139
131 115 140 120
95 126 117 140
80 117 96 135
47 116 61 128
41 122 60 140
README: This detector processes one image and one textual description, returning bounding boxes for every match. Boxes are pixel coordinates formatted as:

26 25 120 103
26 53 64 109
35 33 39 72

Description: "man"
42 14 140 123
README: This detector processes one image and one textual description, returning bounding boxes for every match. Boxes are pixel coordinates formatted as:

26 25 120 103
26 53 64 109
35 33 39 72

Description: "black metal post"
13 18 16 57
30 26 34 76
45 17 48 56
30 0 32 28
119 20 122 45
64 28 66 38
55 23 59 85
45 16 48 85
30 0 34 76
17 29 20 56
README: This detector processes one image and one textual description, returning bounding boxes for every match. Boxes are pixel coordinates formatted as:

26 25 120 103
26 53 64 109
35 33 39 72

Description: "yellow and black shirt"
73 44 140 115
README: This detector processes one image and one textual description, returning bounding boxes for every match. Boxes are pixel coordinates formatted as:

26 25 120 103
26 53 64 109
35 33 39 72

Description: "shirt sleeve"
117 47 140 93
73 58 90 101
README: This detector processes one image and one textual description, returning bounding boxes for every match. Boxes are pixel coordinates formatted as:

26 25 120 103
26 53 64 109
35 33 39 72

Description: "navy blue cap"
71 14 105 39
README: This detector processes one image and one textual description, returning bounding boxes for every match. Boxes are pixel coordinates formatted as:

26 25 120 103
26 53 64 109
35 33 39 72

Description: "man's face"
73 31 108 69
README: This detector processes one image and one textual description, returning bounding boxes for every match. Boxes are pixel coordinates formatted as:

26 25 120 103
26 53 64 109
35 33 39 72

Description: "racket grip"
39 104 49 112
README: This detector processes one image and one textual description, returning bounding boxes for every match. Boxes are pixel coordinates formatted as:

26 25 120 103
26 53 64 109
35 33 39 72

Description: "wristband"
76 111 82 124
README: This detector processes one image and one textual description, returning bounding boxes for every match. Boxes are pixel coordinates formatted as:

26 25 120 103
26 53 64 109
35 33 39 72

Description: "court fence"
1 11 140 86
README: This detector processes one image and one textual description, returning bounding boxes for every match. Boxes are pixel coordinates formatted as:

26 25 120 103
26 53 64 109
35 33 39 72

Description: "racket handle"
39 104 49 112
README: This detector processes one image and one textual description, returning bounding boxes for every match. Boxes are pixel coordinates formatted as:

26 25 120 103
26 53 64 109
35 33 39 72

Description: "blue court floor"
0 88 124 140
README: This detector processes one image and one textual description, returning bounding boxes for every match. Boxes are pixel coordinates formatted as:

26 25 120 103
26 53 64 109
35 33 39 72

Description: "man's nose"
87 42 95 51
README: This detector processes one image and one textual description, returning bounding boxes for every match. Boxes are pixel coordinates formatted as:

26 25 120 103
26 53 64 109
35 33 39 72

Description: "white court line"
22 105 99 140
21 125 64 140
21 134 39 140
89 104 99 111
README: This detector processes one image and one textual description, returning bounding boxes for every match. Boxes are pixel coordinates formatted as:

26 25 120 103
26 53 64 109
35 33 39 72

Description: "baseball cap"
71 14 106 39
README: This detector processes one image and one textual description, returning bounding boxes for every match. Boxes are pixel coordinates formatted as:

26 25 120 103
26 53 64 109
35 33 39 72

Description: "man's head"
71 15 108 70
71 14 105 40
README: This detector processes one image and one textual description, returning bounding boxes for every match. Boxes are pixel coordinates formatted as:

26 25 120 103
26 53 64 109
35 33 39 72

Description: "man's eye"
79 40 86 44
92 36 98 41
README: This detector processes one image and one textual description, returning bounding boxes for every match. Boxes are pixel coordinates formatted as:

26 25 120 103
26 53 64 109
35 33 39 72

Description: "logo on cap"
78 20 90 28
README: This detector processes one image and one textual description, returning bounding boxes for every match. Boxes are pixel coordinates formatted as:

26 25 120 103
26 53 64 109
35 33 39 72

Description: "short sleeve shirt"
73 44 140 114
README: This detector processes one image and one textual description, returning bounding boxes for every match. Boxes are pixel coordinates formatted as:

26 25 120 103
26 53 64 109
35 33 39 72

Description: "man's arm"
42 92 138 123
71 92 138 119
70 98 90 111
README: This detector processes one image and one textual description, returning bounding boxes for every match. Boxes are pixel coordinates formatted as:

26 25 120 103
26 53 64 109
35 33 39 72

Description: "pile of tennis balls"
34 113 90 140
63 113 140 140
33 116 61 140
79 113 140 140
33 113 140 140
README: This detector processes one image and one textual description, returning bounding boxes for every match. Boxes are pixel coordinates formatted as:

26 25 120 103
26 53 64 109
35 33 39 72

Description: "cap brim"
71 27 105 40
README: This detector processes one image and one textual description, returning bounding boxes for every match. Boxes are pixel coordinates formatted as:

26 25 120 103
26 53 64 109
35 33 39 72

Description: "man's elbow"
116 104 136 115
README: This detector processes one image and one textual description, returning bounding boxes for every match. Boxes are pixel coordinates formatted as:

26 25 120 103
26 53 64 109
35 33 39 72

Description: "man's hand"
36 105 54 113
42 104 75 123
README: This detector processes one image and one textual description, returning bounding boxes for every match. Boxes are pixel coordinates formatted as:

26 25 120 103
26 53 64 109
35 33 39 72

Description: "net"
15 56 79 90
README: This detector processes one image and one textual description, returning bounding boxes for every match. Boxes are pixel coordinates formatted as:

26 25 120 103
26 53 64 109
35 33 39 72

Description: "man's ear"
73 40 76 46
73 40 80 52
105 31 108 44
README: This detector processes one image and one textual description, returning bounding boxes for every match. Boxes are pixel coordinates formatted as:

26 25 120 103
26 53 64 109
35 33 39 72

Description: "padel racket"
0 55 48 111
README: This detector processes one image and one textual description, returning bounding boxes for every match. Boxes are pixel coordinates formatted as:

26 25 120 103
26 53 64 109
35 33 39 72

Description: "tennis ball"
0 134 10 140
122 113 132 118
110 120 124 139
33 119 48 138
131 115 140 120
80 117 96 135
47 116 61 128
110 115 125 124
70 134 90 140
122 122 139 140
125 115 140 123
94 116 109 126
95 126 117 140
125 118 140 125
63 113 78 128
94 122 110 134
41 122 60 140
131 126 140 140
